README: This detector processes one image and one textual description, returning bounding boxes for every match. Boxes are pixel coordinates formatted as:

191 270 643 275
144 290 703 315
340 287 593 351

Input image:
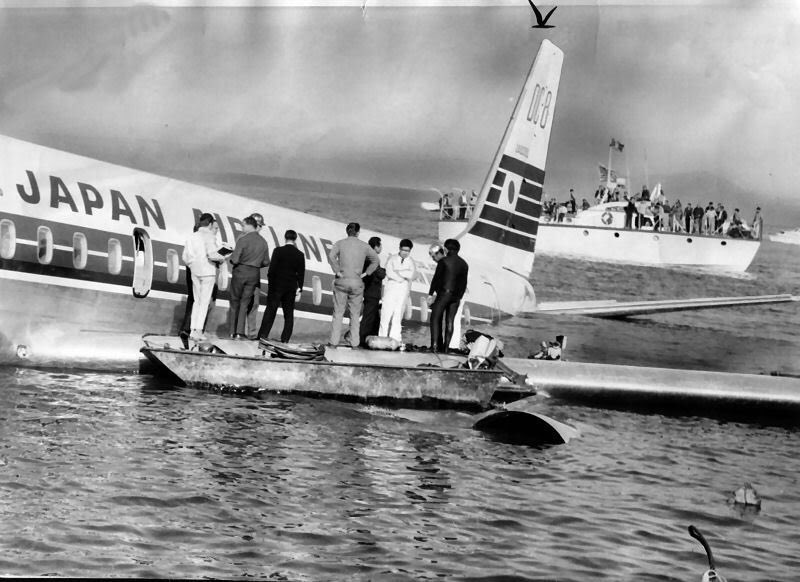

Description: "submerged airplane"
0 40 795 370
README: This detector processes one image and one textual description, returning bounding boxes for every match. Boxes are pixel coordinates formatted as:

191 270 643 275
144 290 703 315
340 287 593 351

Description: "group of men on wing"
181 212 305 343
180 215 469 354
319 222 469 353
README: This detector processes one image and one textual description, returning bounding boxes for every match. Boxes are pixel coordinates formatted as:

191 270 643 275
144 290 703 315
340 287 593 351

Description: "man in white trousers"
182 213 227 341
379 239 416 342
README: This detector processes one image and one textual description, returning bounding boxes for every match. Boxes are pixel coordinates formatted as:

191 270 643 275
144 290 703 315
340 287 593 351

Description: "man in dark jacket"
427 238 468 353
258 229 306 343
359 236 386 347
229 216 270 339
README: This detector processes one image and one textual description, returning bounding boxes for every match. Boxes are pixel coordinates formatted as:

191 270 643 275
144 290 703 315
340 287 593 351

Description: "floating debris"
731 482 762 508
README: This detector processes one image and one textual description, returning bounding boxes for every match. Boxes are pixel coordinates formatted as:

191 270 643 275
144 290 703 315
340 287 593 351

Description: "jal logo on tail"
528 1 557 29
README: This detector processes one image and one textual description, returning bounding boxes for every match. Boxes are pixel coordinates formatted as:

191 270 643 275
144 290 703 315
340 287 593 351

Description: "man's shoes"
247 335 258 341
232 334 246 340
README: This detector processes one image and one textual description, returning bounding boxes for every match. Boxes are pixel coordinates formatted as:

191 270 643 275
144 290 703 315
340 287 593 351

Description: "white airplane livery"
0 40 794 370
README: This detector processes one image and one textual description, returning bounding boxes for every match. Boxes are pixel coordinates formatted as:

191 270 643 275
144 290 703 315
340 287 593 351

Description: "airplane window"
108 238 123 275
404 296 413 320
166 249 180 284
37 226 53 265
462 303 472 325
72 232 88 269
311 276 322 306
507 180 516 205
132 228 153 298
0 219 16 259
419 295 429 322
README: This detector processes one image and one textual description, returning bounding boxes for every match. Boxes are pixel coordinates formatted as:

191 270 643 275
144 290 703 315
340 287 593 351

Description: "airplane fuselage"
0 135 528 369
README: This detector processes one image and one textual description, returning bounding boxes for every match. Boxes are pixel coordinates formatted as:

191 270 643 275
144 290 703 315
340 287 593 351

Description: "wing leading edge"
530 294 799 319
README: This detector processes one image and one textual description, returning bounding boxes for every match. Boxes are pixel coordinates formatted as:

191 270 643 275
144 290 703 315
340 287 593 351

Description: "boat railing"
439 203 475 222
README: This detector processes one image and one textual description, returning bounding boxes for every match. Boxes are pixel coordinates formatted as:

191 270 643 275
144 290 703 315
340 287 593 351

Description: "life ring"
601 211 613 225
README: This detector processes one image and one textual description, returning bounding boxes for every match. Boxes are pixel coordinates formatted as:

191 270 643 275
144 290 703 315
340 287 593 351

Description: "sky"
0 1 798 215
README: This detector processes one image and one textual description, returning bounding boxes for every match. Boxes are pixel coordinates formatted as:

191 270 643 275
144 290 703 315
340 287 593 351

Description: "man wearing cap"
228 215 270 339
427 238 468 353
327 222 379 348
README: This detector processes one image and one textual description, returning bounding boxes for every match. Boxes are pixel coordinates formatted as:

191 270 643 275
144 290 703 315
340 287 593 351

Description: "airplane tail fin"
459 39 563 280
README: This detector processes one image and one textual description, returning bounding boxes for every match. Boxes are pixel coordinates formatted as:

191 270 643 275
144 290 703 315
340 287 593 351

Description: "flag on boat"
609 138 624 152
598 164 618 184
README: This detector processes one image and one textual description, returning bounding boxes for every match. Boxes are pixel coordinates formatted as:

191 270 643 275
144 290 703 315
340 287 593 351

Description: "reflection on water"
1 368 799 580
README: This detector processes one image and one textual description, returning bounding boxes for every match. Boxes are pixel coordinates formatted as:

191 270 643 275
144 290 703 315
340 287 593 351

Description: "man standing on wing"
379 238 416 343
258 229 305 344
327 222 379 348
229 215 270 339
359 236 385 347
427 238 468 353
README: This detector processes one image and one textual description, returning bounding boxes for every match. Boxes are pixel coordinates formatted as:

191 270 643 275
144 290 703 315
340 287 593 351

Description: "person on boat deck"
327 222 380 348
641 185 650 201
229 216 270 340
752 207 763 239
651 203 663 231
702 203 716 234
623 196 636 229
258 229 305 344
569 189 577 214
182 213 227 341
428 238 469 353
671 200 683 232
467 190 478 218
243 213 266 339
692 203 704 234
359 237 385 347
556 203 568 222
662 200 672 230
457 191 468 220
441 192 454 220
635 197 650 229
380 239 416 343
714 204 728 234
683 203 693 233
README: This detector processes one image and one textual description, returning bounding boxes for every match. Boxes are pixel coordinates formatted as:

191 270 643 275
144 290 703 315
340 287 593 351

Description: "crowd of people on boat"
543 184 764 239
180 214 469 354
438 189 479 220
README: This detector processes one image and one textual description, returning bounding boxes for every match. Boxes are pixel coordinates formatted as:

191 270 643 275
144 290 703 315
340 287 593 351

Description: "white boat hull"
536 223 760 271
769 230 800 245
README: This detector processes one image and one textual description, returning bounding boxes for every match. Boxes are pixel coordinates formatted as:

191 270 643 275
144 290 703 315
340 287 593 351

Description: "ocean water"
1 181 799 580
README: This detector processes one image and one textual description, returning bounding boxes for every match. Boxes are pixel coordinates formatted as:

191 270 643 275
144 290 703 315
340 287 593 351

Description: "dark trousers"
624 212 633 229
181 266 217 333
229 265 261 336
258 287 297 343
429 291 461 352
359 296 381 346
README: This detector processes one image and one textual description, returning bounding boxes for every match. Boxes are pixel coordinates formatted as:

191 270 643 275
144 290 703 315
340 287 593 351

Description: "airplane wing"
530 294 800 319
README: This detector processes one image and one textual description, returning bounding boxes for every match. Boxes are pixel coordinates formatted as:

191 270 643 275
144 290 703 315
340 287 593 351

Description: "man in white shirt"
379 239 416 343
182 213 226 340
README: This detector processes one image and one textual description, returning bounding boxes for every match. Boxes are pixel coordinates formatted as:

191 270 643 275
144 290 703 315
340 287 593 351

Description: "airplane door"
132 228 153 298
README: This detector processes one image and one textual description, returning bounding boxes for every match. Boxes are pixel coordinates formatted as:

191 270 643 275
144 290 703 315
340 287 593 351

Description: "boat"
433 181 762 272
141 335 506 410
769 228 800 245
